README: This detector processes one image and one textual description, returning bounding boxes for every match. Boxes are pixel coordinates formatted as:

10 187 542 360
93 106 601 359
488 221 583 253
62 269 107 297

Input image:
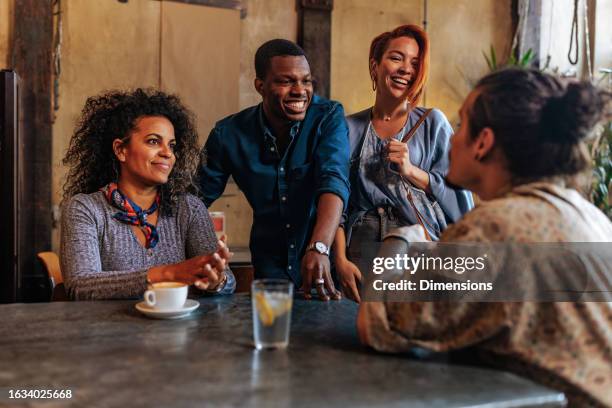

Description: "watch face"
315 242 327 253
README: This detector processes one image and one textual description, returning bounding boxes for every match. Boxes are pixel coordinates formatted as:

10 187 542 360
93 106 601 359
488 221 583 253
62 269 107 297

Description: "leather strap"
406 189 432 241
401 108 432 143
401 108 433 241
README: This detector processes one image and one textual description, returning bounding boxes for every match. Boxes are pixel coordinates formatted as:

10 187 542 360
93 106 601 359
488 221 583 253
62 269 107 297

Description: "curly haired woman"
61 88 235 300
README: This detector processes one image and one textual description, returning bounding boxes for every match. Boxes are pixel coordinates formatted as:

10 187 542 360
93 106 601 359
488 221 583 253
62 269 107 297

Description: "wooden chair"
37 251 68 301
37 252 253 297
231 264 254 293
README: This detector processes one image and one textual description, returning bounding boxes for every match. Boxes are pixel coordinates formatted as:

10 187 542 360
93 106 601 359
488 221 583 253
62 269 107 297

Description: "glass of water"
252 279 293 350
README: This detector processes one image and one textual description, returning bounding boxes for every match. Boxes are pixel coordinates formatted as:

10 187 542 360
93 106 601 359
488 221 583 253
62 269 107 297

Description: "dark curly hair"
62 88 200 215
468 68 611 181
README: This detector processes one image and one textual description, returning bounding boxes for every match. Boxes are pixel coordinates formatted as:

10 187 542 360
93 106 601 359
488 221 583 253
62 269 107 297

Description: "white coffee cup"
144 282 188 311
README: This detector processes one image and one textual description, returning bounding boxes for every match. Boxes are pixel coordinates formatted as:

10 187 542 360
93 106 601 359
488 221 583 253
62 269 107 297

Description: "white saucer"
135 299 200 319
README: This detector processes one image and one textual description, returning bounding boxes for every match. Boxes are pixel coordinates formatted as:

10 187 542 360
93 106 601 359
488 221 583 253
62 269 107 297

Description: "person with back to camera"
358 68 612 407
334 24 473 302
61 89 236 300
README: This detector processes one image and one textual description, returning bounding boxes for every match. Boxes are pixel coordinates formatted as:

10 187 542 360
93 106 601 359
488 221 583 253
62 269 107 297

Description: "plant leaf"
599 184 608 197
483 51 493 71
520 48 534 66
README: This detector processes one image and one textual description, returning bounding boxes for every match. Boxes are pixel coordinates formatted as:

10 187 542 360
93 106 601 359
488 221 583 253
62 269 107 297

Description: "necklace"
372 105 408 122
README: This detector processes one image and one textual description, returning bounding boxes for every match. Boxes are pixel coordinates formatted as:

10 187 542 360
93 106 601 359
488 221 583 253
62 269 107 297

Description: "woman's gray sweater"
60 191 235 300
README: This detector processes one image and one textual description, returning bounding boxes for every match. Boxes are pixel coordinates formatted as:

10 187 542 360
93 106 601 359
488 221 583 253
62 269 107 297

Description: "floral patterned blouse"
358 182 612 407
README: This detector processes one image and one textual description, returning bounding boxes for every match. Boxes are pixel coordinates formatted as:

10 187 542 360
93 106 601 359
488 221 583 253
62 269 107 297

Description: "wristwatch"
206 272 228 293
306 241 330 256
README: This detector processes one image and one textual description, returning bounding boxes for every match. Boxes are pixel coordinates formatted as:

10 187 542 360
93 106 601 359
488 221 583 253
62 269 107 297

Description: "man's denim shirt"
199 95 350 285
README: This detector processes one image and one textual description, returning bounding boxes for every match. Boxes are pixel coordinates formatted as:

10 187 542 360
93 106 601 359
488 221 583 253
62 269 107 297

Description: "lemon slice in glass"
255 292 275 326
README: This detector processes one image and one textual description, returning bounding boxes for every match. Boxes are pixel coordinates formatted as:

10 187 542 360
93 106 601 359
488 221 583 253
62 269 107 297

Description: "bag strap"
401 108 432 143
401 108 433 241
406 189 432 241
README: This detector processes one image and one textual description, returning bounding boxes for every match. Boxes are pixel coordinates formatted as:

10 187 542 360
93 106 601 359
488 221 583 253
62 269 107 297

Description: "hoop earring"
371 78 377 92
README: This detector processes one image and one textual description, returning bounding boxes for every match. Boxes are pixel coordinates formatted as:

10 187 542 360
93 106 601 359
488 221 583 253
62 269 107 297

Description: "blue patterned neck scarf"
101 183 160 249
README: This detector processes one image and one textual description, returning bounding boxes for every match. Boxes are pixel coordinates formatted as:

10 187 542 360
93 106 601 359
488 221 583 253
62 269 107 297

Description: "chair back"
37 251 63 286
232 264 253 293
37 252 69 301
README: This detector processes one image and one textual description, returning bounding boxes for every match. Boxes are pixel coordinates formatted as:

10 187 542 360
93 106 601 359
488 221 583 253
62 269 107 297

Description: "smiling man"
199 39 350 300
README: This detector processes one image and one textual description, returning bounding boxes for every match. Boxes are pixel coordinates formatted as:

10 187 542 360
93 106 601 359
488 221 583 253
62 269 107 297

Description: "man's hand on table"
300 251 342 301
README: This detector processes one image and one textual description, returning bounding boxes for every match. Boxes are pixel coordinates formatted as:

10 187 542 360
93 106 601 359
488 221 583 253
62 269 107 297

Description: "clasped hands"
147 236 232 291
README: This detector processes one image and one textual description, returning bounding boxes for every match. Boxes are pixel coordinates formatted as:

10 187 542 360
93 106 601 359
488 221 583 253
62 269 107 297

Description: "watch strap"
307 241 330 256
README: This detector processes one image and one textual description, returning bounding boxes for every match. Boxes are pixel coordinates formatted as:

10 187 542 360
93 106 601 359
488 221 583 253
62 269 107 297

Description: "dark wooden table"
0 295 566 407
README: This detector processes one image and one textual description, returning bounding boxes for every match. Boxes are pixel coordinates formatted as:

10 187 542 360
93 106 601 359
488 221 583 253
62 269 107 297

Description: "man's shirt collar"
257 104 302 141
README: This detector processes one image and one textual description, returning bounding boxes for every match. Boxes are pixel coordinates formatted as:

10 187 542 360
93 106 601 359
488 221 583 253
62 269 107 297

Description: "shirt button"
290 244 295 249
279 166 284 172
270 147 275 152
286 224 291 229
288 266 292 270
281 196 287 202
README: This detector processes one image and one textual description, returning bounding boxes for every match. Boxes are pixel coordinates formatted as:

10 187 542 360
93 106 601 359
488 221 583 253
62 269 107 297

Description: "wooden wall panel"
161 1 240 145
13 0 53 299
161 2 250 247
298 0 333 98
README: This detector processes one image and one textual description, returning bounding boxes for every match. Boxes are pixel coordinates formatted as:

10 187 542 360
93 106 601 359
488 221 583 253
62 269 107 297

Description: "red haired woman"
333 25 473 302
